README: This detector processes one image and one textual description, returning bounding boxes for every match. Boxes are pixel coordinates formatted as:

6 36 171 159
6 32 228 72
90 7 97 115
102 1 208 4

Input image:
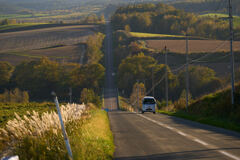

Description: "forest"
171 0 240 15
111 3 240 40
0 58 105 103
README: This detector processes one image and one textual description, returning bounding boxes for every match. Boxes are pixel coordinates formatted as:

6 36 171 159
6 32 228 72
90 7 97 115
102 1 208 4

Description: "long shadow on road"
115 148 240 160
155 113 240 139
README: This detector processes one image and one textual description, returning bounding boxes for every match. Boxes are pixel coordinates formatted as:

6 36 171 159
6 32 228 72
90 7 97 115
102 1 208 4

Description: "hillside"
111 3 240 40
171 0 240 15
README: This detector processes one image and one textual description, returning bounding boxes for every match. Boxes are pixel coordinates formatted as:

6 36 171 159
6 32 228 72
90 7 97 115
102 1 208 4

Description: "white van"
142 96 156 114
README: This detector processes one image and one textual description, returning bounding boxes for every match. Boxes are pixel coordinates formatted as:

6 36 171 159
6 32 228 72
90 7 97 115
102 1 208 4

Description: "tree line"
172 0 240 15
111 3 240 40
113 30 240 106
0 58 105 104
118 53 223 102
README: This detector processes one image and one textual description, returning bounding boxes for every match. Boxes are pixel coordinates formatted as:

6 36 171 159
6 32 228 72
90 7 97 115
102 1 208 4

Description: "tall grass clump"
0 103 86 159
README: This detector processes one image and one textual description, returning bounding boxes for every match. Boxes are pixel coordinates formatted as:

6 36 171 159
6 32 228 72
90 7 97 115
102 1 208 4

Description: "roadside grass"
158 83 240 132
130 32 185 38
71 108 114 160
0 104 114 159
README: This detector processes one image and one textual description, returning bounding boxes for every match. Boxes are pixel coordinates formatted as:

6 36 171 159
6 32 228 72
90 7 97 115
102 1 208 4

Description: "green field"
130 32 185 38
0 5 103 23
200 13 240 27
0 13 50 20
0 23 48 31
0 102 55 127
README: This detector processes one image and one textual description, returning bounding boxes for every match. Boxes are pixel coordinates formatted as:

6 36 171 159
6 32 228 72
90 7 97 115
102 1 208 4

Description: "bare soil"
0 25 95 65
0 25 95 53
146 40 240 53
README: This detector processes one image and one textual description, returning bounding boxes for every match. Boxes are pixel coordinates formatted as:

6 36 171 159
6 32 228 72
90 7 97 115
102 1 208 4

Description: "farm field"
0 102 55 127
130 32 185 38
0 5 103 23
0 23 48 32
0 44 85 65
0 25 96 65
146 39 240 53
151 51 240 77
200 13 240 27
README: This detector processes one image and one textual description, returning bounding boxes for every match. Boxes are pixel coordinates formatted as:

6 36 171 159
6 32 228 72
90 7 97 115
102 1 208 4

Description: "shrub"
0 89 29 103
80 88 101 107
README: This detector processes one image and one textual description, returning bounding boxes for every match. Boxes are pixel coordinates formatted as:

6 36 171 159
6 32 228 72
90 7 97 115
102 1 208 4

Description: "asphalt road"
104 22 118 110
109 111 240 160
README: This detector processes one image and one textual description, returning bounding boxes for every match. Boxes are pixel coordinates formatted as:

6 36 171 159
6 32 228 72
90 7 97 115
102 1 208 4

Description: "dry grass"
0 103 85 157
0 103 85 140
146 39 240 53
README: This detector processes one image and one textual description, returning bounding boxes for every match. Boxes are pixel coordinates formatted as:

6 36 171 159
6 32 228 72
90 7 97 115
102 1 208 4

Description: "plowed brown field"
146 40 240 53
0 25 96 65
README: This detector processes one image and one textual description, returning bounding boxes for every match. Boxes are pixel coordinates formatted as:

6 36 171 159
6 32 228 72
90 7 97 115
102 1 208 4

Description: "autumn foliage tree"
10 58 105 101
130 82 146 110
0 62 13 92
111 3 238 39
86 33 105 64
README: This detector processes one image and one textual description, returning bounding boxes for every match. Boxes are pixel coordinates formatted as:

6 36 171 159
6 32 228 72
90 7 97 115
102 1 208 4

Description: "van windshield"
143 98 155 104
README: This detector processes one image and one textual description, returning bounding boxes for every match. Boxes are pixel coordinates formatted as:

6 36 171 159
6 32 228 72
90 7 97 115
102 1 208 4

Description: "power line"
165 46 168 107
228 0 235 106
186 34 189 111
190 39 230 63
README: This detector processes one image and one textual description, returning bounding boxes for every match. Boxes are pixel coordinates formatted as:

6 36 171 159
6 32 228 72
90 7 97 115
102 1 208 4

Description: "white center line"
138 114 240 160
193 138 209 146
219 151 240 160
177 131 188 137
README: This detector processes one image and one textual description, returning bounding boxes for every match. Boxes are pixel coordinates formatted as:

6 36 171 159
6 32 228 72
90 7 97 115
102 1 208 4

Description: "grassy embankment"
0 103 114 159
71 109 114 160
158 83 240 132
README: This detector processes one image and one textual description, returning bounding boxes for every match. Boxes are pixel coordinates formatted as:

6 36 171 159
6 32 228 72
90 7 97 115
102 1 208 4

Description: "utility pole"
229 0 235 106
52 92 73 160
186 34 189 111
137 80 139 112
152 68 155 97
165 46 168 107
69 88 72 103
